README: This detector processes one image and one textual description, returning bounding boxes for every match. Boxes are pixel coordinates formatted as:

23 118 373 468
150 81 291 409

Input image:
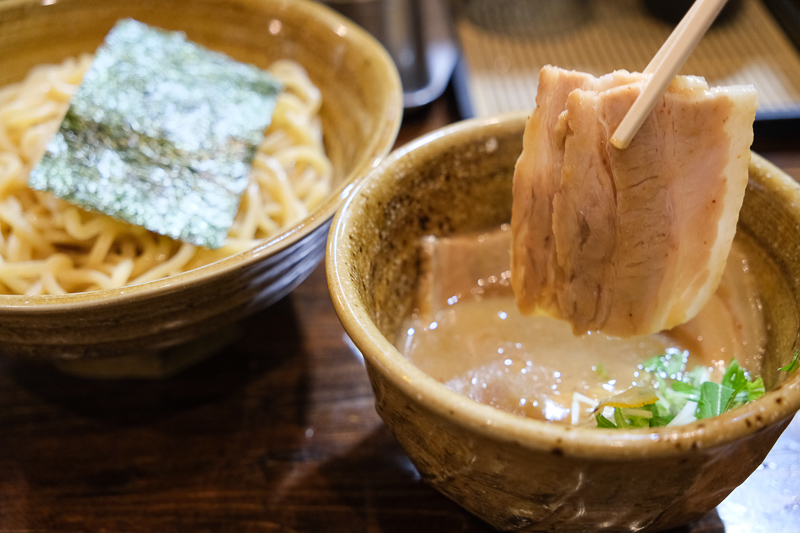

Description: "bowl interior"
328 113 800 454
0 0 402 302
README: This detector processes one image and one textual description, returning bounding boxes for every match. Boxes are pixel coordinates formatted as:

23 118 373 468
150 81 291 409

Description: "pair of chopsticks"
610 0 729 150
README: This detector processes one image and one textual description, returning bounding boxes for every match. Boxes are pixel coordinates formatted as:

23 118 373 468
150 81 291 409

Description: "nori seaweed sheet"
28 19 283 249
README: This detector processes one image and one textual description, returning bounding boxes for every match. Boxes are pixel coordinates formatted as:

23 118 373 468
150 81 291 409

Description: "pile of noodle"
0 55 332 295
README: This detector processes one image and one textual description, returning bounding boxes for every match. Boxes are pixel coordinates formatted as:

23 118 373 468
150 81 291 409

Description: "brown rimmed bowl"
326 112 800 532
0 0 402 375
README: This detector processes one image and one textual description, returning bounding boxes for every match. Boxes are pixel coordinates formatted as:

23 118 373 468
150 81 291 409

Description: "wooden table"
1 94 799 532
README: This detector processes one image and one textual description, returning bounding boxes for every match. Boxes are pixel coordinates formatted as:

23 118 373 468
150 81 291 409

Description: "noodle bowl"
0 55 332 295
0 0 401 362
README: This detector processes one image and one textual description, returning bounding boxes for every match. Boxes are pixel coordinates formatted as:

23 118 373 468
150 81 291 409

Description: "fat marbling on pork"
510 65 758 337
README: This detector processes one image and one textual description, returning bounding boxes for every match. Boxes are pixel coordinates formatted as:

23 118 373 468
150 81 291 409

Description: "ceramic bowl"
327 113 800 532
0 0 402 370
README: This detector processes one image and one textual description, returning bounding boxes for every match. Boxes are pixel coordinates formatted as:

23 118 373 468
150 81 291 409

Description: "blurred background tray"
451 0 800 144
322 0 458 110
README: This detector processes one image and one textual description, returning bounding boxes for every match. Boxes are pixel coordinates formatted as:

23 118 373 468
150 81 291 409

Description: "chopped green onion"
596 413 617 428
779 350 800 374
622 408 653 419
595 355 765 429
667 400 698 427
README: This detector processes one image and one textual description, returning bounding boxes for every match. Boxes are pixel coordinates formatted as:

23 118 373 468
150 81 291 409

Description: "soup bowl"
326 113 800 532
0 0 402 372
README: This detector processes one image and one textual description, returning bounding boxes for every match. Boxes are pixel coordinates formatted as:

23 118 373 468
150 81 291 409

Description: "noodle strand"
0 55 331 295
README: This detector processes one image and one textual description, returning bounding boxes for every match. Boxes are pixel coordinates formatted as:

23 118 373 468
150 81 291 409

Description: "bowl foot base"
53 324 243 379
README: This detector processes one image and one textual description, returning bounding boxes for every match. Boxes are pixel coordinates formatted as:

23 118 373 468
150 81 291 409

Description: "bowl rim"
0 0 403 310
327 112 800 460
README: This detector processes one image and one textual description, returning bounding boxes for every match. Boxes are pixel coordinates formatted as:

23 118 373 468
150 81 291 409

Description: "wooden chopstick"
610 0 729 149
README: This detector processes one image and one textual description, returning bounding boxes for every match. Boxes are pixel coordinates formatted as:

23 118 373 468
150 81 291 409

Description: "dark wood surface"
1 95 799 533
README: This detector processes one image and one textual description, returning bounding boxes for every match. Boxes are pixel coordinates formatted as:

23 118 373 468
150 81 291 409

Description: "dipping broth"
396 225 766 426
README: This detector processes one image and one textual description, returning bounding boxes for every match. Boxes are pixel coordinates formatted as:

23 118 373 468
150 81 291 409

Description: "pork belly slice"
511 66 758 337
511 67 646 318
417 226 512 318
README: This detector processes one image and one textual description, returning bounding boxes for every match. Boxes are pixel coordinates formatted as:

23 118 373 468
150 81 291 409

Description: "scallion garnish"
779 350 800 374
595 354 765 429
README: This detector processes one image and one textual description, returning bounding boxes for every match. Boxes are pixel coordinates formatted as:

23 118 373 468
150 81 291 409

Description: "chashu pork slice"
511 66 758 337
511 67 646 318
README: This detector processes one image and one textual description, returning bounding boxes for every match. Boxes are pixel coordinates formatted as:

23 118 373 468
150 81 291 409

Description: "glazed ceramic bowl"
327 113 800 532
0 0 402 367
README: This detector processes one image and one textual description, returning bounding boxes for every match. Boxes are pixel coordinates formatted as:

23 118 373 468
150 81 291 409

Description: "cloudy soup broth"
395 225 767 426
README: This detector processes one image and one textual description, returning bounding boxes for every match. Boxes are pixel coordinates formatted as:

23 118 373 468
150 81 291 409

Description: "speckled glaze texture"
0 0 402 359
327 114 800 532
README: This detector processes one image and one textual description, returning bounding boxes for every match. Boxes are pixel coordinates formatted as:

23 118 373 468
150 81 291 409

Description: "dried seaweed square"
28 19 283 249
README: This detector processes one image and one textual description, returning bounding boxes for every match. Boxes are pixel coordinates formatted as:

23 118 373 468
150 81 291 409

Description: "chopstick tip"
610 135 630 150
